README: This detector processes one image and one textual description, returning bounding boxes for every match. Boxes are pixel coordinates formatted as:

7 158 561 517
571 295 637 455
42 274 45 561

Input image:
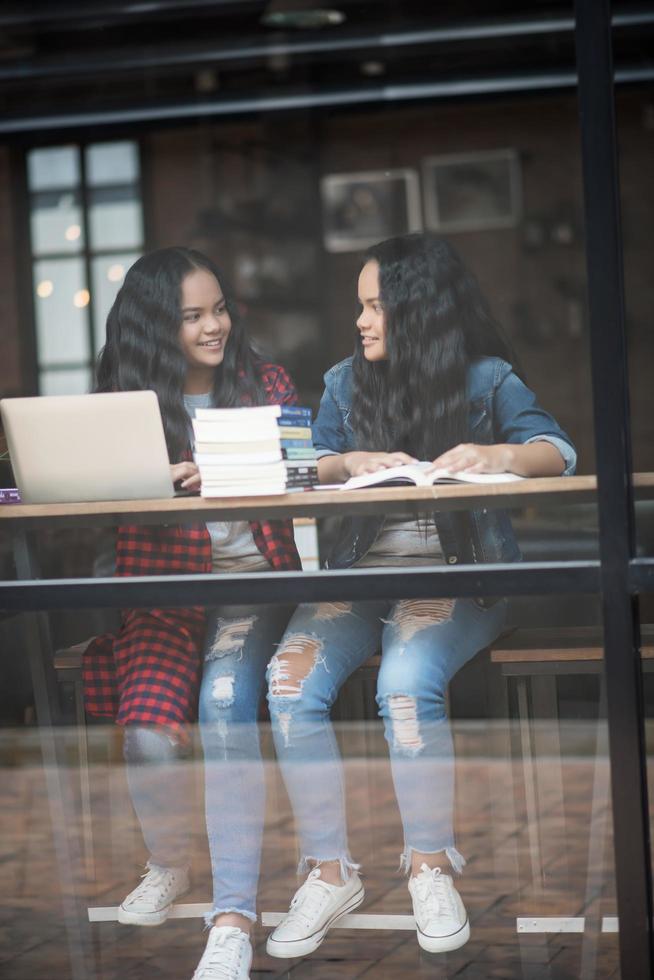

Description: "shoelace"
414 867 456 921
126 868 174 905
284 870 332 929
199 929 246 980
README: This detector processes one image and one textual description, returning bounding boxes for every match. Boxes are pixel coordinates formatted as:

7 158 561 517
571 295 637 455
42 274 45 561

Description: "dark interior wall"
319 94 593 469
321 90 654 475
1 89 651 474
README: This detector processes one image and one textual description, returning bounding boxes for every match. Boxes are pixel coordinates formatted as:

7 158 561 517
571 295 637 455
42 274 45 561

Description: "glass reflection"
30 189 84 256
88 186 143 250
27 146 79 190
39 366 92 395
86 141 140 186
33 257 90 365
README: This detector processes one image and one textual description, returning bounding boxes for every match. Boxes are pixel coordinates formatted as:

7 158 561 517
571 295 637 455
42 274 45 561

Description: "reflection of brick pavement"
0 721 636 979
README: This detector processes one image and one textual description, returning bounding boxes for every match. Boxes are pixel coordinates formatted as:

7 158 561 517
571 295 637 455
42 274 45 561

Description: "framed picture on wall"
422 149 522 232
321 169 422 252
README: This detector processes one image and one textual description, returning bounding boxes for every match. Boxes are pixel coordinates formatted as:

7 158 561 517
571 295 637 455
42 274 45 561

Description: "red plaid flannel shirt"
83 363 301 739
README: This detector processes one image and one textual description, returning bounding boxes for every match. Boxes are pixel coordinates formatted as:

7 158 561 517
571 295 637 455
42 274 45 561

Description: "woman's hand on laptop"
171 461 201 491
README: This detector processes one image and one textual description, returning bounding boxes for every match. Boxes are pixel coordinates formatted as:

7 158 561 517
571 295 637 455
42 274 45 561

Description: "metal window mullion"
574 1 653 976
34 245 138 262
78 145 97 378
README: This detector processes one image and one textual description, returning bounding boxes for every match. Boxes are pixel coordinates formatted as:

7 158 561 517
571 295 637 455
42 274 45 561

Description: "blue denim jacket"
313 356 577 569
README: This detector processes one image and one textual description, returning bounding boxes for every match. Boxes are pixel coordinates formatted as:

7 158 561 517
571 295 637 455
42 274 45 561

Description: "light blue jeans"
199 603 292 923
124 725 194 871
266 596 507 877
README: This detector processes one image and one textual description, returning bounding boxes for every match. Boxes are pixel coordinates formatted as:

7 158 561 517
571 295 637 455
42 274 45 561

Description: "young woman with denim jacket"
265 233 576 959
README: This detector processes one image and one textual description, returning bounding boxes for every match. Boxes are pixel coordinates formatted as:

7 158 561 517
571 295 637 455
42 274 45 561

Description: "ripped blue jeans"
266 597 506 877
199 603 292 923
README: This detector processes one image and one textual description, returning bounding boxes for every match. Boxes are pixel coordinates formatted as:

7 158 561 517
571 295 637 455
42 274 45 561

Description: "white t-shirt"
355 514 445 568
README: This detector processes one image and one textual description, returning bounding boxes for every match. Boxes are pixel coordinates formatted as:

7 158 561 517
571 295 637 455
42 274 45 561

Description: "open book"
339 461 524 491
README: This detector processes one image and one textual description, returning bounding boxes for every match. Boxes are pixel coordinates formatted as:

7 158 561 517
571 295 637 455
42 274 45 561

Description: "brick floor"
0 720 642 979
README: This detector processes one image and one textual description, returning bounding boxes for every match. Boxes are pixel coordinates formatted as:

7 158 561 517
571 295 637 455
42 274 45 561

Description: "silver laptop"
1 390 174 503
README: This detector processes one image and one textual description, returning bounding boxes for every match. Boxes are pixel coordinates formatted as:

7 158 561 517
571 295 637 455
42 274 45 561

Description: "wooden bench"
489 625 654 889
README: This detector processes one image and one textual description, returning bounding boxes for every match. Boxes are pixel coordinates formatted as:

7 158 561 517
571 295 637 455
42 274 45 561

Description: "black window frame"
2 1 653 975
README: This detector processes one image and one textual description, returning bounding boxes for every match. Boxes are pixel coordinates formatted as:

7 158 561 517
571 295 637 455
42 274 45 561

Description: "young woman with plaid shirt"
84 247 300 980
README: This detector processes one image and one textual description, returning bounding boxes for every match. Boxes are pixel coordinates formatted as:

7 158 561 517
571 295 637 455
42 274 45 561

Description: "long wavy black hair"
351 233 517 460
95 246 265 461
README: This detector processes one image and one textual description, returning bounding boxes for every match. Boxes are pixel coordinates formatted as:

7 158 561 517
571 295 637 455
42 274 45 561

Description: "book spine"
285 468 317 478
286 476 318 487
278 406 312 421
0 488 20 504
201 487 286 497
284 463 318 473
195 452 282 465
194 405 281 420
280 438 313 449
194 443 280 454
276 425 312 439
283 448 318 460
192 422 280 441
198 470 286 480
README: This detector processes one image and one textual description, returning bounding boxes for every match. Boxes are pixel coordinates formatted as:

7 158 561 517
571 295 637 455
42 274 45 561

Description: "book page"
339 462 524 491
339 463 429 491
428 469 524 485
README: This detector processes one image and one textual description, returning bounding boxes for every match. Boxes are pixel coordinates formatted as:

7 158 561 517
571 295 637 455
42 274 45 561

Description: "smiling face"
178 267 232 393
356 260 387 361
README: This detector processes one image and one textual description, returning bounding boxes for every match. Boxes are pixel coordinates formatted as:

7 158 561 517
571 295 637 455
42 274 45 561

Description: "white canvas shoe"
408 864 470 953
117 865 189 926
266 867 364 958
192 926 252 980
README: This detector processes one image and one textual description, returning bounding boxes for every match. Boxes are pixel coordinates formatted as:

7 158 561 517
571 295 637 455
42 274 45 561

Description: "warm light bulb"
107 263 125 282
73 289 90 308
36 279 54 298
65 224 81 241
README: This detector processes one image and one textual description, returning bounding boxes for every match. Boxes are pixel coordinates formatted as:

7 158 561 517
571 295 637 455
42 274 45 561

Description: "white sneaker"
266 867 364 958
117 865 190 926
192 927 252 980
408 863 470 953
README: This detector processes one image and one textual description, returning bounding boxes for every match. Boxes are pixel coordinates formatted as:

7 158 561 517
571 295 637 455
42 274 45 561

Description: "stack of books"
192 405 317 497
279 406 318 491
0 487 20 504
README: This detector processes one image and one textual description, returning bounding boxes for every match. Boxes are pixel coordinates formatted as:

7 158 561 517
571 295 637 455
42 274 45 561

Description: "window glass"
39 366 92 395
88 186 143 250
33 257 90 366
86 141 140 186
30 189 84 256
27 146 79 191
26 141 143 394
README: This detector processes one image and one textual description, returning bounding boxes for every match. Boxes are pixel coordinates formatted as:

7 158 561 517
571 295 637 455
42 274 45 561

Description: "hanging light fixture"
260 0 346 30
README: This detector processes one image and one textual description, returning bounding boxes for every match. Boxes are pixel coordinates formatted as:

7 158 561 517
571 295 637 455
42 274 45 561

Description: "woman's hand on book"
428 441 566 477
171 461 201 490
344 451 417 478
428 443 513 475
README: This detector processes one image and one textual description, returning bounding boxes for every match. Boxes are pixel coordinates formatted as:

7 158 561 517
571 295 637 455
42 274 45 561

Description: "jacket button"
447 556 458 564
